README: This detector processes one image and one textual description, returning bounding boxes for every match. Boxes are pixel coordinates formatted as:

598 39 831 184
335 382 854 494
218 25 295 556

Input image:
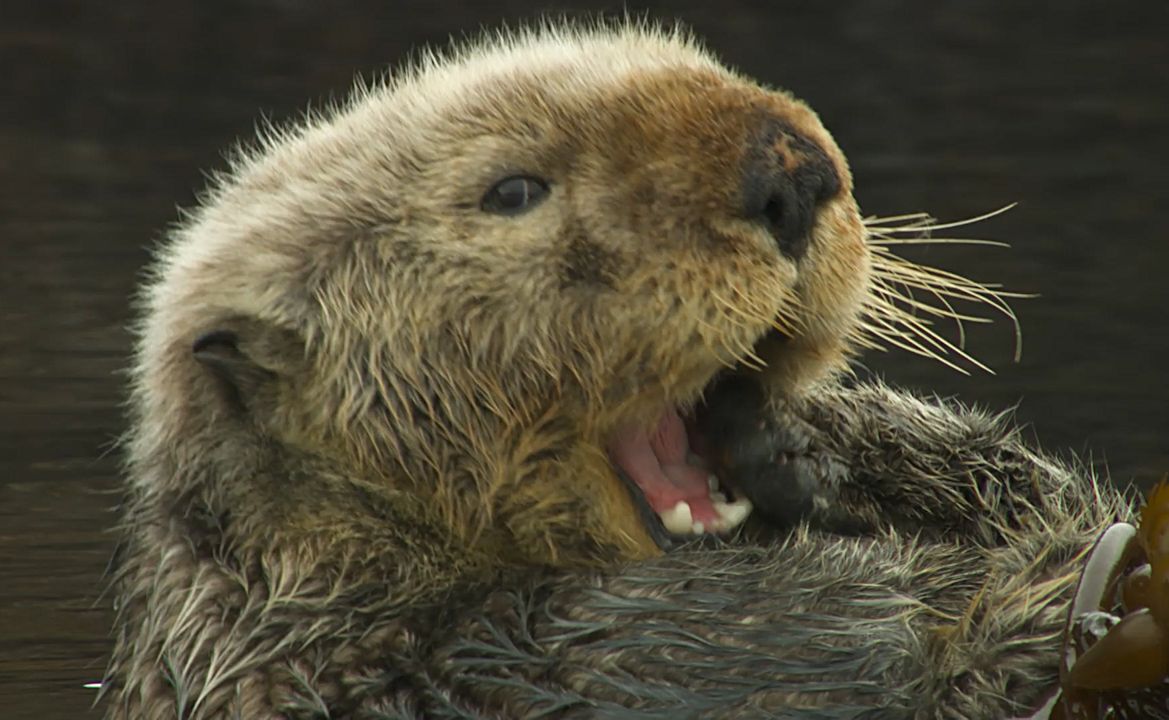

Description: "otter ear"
192 318 305 412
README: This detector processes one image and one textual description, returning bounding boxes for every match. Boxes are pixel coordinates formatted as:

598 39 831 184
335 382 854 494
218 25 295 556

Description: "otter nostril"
747 183 811 262
762 196 785 239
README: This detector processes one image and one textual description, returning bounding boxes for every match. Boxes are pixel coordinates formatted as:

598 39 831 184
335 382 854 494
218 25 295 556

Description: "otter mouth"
608 403 753 541
607 331 786 547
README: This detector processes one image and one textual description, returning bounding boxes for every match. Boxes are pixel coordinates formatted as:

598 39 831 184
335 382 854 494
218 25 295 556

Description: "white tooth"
709 491 728 504
706 475 720 492
712 498 753 531
692 521 705 534
659 501 693 535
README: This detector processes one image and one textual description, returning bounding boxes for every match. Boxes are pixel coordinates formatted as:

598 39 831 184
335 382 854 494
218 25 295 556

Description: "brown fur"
103 22 1130 719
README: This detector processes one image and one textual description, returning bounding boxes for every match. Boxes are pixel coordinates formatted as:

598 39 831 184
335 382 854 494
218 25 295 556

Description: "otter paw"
695 376 846 529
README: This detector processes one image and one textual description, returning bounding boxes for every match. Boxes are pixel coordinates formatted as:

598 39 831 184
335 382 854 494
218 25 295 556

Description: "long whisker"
868 278 996 324
856 309 978 375
874 250 1031 325
864 203 1017 232
860 206 1025 370
863 292 995 373
870 237 1011 248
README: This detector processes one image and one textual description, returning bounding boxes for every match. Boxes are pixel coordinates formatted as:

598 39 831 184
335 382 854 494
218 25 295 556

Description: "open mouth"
607 330 786 547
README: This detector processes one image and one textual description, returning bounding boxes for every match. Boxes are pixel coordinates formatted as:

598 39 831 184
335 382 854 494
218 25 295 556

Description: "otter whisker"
873 250 1028 307
857 329 970 375
856 314 979 375
872 261 1026 356
707 289 757 326
865 292 981 357
869 261 1005 350
732 349 768 372
863 203 1017 233
708 289 780 349
692 312 758 370
749 284 807 337
879 312 994 374
715 322 770 371
855 310 939 354
870 237 1011 248
775 289 808 330
861 209 1027 369
869 246 998 287
864 291 980 351
869 281 970 351
846 329 888 353
717 285 788 334
859 288 1001 374
770 313 802 338
870 282 994 325
861 211 936 227
714 285 806 365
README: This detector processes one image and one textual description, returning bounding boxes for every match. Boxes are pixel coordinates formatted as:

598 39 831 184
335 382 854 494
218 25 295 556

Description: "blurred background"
2 1 1166 716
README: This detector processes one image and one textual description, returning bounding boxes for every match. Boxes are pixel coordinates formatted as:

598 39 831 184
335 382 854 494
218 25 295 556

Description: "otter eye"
481 175 549 215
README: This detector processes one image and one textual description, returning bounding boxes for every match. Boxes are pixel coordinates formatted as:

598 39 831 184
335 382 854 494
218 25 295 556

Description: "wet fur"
106 381 1129 719
104 22 1132 719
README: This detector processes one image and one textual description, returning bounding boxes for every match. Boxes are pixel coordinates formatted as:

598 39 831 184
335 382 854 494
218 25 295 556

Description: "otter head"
129 25 868 585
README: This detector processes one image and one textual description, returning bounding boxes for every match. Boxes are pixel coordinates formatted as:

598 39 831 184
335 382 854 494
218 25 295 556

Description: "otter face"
138 26 868 572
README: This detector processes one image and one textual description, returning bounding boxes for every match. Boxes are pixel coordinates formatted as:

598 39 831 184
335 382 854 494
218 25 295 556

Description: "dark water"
2 2 1167 717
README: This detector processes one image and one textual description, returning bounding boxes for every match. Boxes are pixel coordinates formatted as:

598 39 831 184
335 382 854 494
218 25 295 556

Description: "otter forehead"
171 29 726 256
257 25 735 181
383 31 845 195
388 25 726 121
166 26 850 329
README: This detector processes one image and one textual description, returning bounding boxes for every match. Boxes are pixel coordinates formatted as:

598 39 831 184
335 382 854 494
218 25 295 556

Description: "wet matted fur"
103 22 1132 719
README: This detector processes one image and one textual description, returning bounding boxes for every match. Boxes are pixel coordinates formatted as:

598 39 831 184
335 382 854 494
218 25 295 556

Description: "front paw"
695 376 846 529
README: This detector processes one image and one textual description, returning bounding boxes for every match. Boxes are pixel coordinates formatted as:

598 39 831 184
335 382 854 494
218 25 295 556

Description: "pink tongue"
607 408 719 527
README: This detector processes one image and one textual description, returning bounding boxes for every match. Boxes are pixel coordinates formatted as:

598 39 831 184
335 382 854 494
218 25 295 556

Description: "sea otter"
103 22 1133 719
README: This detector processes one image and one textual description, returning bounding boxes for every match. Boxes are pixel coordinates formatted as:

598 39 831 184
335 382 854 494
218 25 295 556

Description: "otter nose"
741 121 841 261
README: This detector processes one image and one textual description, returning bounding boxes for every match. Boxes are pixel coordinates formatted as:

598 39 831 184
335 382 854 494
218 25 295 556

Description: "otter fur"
103 22 1132 719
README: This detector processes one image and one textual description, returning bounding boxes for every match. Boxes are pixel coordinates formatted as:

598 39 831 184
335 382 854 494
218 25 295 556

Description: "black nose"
741 120 841 261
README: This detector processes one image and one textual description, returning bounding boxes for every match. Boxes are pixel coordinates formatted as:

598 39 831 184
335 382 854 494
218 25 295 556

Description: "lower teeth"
659 500 694 534
711 498 751 529
657 483 753 536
